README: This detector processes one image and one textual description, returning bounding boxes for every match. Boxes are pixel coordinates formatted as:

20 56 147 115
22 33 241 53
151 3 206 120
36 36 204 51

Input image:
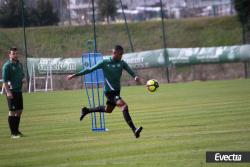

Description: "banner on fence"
27 45 250 75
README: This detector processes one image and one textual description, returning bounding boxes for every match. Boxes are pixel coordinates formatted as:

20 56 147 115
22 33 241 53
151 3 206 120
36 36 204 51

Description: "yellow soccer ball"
146 79 159 92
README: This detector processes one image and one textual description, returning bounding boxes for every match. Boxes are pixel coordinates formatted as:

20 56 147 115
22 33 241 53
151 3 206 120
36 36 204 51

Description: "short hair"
9 47 17 52
114 45 124 54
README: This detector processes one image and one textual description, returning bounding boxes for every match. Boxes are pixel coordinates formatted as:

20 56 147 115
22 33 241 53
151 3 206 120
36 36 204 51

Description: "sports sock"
88 106 105 113
15 116 21 133
8 116 16 135
122 107 136 131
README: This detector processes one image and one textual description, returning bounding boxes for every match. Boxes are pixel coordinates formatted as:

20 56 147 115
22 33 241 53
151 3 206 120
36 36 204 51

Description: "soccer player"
67 45 143 138
2 47 25 138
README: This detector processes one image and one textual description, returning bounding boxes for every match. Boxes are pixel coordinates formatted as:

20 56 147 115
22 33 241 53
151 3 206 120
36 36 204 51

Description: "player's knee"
117 99 126 107
15 110 22 116
121 104 128 112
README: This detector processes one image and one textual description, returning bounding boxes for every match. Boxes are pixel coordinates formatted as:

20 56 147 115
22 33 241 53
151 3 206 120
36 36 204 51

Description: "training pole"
159 0 170 83
91 0 97 52
82 41 106 132
119 0 134 52
21 0 30 90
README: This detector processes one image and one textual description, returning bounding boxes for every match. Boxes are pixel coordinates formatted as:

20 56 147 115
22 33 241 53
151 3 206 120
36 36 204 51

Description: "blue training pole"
93 53 103 129
88 52 97 129
82 56 93 128
82 51 106 131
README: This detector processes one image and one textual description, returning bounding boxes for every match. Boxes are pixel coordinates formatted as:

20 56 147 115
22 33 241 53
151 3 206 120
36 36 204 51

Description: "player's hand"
134 76 141 85
6 91 13 99
66 74 75 80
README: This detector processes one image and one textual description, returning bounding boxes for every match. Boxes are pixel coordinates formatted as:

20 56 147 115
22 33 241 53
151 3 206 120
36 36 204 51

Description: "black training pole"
91 0 97 52
159 0 170 83
240 20 247 78
119 0 134 52
21 0 29 90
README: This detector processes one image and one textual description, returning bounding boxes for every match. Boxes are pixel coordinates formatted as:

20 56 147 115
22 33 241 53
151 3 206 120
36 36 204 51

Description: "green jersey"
76 57 136 92
2 60 24 92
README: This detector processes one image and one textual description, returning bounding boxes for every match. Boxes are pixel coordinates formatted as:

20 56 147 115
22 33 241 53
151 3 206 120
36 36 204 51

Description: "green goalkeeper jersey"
76 57 136 92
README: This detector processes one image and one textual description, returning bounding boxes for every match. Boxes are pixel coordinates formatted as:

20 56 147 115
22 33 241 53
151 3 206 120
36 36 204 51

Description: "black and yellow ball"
146 79 159 92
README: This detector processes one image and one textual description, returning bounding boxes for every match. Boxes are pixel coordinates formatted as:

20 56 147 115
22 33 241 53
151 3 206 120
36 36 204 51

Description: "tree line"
234 0 250 43
0 0 59 27
0 0 249 39
0 0 118 28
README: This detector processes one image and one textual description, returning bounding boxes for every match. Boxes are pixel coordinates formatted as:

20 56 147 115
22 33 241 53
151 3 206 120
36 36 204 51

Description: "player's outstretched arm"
123 61 136 77
66 61 104 80
66 74 76 80
123 61 142 85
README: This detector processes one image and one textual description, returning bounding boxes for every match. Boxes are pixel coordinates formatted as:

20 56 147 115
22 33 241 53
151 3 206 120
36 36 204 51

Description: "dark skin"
67 48 141 113
105 49 138 113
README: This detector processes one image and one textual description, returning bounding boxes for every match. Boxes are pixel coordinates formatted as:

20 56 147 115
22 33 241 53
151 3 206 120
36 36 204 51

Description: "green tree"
97 0 117 24
35 0 59 26
234 0 250 43
0 0 22 27
0 0 59 27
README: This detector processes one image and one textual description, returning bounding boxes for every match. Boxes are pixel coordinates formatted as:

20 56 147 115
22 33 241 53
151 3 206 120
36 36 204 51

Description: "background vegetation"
0 16 242 61
0 0 59 28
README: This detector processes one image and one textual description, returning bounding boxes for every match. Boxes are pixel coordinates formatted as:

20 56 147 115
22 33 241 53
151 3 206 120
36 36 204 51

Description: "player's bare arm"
66 74 77 80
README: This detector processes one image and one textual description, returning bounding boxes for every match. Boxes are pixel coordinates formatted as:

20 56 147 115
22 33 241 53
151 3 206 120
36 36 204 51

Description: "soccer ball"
146 79 159 92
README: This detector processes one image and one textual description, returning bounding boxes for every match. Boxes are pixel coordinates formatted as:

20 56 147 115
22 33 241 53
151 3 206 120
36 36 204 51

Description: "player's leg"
7 92 23 138
105 104 115 113
80 106 105 121
14 110 23 136
80 92 116 121
116 99 143 138
80 105 115 121
14 92 23 136
8 111 18 138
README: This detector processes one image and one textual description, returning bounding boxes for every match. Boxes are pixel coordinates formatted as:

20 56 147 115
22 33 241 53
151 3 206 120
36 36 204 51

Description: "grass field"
0 79 250 167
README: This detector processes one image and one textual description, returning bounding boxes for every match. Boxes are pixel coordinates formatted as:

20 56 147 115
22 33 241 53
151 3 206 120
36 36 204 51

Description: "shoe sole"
11 136 21 139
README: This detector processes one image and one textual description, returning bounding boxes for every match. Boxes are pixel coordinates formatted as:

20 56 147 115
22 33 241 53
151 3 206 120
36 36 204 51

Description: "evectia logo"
215 153 242 162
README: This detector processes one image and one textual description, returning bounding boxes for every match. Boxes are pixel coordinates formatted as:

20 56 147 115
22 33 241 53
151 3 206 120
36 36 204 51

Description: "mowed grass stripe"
0 79 249 167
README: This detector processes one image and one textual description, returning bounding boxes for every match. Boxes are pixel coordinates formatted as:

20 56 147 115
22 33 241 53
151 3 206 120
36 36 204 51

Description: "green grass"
0 16 242 61
0 79 250 167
